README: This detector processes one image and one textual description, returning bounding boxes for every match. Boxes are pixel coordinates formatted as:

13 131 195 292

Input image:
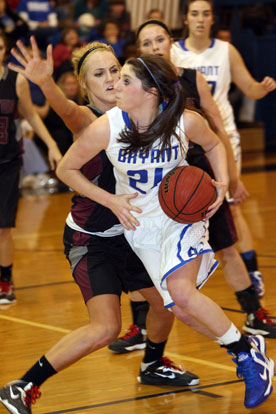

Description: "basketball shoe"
0 380 41 414
230 344 274 409
0 281 16 305
108 324 146 353
247 334 266 354
249 271 265 298
137 357 199 386
243 308 276 338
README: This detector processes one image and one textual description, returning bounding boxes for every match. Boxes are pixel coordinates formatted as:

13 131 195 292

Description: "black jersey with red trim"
0 67 22 163
70 105 119 232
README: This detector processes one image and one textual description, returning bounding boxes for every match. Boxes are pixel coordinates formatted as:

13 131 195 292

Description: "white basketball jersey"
171 38 237 135
105 106 189 218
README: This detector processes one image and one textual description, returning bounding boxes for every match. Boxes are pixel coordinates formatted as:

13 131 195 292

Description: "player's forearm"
205 141 229 188
27 111 58 151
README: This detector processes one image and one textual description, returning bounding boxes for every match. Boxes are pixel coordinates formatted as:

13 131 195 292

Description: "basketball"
158 166 217 223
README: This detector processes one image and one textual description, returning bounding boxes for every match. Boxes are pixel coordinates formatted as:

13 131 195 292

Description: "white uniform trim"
171 38 241 170
105 107 219 308
66 212 124 237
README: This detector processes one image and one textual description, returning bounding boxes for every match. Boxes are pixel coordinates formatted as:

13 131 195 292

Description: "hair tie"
159 101 168 111
174 81 180 86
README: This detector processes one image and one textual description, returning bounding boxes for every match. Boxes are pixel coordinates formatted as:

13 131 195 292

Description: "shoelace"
159 357 183 372
122 324 140 339
0 282 12 294
255 308 276 326
24 385 41 407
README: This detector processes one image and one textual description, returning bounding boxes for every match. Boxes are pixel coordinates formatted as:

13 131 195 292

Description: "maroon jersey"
0 67 22 163
71 106 119 232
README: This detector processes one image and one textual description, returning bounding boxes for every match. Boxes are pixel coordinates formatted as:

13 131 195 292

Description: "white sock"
216 323 241 345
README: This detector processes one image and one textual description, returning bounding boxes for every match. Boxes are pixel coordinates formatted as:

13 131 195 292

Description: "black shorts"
187 146 238 252
0 157 22 228
63 224 154 303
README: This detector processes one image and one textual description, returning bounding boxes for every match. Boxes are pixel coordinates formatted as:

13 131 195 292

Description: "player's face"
185 1 214 39
83 51 120 111
115 64 148 112
0 37 6 66
138 25 172 60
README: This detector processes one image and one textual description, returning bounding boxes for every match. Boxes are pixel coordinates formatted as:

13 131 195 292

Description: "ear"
79 78 86 90
146 86 159 100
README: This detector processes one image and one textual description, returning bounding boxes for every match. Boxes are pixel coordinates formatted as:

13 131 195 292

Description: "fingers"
16 39 31 63
261 76 276 91
124 193 142 213
119 212 140 231
30 36 40 58
10 47 27 68
205 198 223 219
7 62 25 75
49 157 55 171
46 43 53 64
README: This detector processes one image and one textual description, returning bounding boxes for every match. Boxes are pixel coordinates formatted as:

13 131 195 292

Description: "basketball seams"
173 170 205 220
158 166 217 223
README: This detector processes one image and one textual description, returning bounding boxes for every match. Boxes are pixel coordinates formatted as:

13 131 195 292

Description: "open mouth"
106 86 114 91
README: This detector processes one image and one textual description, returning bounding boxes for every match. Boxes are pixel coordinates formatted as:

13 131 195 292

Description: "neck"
128 105 158 131
185 36 212 53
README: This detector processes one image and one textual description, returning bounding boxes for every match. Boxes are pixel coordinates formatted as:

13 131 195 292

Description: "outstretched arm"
16 73 62 170
229 44 276 99
9 36 96 135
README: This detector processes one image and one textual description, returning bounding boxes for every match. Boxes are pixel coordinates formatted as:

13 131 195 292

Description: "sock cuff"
216 323 241 346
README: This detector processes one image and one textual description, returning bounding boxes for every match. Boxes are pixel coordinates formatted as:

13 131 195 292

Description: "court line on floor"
41 380 243 414
0 315 237 372
0 314 71 334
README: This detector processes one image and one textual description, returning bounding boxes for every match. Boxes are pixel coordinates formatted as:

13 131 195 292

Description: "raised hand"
8 36 54 87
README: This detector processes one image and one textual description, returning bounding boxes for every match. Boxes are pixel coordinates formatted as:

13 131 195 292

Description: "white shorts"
124 213 219 308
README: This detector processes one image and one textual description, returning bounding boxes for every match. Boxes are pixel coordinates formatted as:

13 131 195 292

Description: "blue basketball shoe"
231 343 274 409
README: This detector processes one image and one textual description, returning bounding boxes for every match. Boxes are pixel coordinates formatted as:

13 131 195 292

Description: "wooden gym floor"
1 150 276 414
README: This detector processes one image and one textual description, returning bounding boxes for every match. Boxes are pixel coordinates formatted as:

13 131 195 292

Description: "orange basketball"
158 165 217 223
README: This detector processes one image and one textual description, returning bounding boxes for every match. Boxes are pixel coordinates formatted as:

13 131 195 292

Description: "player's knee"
170 289 194 310
218 245 239 261
85 323 121 350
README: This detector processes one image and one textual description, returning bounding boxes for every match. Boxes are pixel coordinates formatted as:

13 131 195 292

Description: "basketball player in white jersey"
170 0 276 299
56 54 274 409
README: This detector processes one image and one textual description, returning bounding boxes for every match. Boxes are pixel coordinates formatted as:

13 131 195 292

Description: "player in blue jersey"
171 0 276 299
56 54 274 409
108 19 276 353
